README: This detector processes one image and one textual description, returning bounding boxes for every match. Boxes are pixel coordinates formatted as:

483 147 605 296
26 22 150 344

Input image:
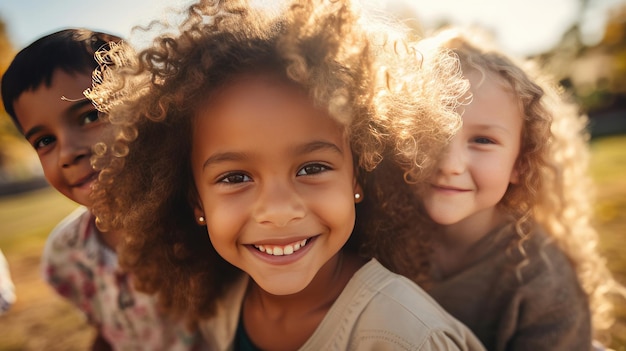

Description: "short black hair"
1 28 122 131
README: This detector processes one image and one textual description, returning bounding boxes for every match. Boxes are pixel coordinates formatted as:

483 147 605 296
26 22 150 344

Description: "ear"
509 161 520 185
353 181 364 204
193 205 206 226
189 187 206 226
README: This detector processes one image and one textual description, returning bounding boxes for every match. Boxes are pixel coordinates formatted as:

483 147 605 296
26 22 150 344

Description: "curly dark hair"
87 0 467 320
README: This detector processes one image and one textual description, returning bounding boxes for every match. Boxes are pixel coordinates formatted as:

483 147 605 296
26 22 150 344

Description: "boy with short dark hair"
1 29 203 350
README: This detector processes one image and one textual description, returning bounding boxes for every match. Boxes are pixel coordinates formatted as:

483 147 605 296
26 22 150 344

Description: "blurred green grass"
590 135 626 350
0 135 624 350
0 187 77 251
0 188 94 351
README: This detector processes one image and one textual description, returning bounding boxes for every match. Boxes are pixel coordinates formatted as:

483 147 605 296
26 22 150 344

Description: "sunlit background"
0 0 624 349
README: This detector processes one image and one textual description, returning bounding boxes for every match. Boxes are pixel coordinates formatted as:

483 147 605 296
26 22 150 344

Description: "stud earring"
354 193 361 200
198 216 205 224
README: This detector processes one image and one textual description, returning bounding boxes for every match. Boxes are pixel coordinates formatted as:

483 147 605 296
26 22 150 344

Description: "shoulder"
345 260 485 351
517 227 582 293
480 222 581 291
502 227 592 347
490 225 589 322
43 206 93 254
198 275 249 351
41 206 110 283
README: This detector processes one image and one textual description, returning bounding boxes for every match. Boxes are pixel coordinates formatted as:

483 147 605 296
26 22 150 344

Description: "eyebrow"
24 99 94 141
202 140 343 170
469 123 513 135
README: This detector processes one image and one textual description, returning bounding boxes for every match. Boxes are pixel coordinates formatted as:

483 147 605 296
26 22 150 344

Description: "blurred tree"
538 2 626 115
0 17 41 182
601 5 626 95
0 17 19 137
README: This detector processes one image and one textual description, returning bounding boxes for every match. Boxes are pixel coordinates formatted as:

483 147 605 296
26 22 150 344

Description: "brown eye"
219 173 251 183
82 110 101 125
34 136 56 150
297 163 329 176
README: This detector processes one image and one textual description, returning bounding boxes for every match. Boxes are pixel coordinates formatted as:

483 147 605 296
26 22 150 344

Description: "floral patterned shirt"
42 207 205 351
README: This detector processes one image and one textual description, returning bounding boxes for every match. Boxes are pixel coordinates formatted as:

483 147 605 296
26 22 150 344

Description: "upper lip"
431 183 469 192
248 234 316 246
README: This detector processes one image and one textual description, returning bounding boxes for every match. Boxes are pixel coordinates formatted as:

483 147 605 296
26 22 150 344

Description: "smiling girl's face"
191 73 361 295
422 70 523 233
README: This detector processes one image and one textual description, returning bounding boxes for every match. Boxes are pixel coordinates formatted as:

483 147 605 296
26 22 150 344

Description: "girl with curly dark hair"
87 0 484 349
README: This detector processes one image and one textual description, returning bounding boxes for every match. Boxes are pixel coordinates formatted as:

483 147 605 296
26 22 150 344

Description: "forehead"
14 70 93 129
198 72 346 129
463 70 523 126
192 73 348 154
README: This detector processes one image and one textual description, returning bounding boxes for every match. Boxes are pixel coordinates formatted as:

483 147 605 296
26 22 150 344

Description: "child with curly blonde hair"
86 0 486 349
412 28 626 350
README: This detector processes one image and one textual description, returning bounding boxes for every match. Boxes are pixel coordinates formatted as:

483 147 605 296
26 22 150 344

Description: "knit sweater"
428 221 592 351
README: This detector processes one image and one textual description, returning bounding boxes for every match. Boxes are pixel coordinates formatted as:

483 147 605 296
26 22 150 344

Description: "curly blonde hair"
86 0 467 320
416 27 625 341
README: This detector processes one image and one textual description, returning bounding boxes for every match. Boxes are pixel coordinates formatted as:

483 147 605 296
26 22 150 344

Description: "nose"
253 179 306 227
58 134 91 168
438 137 467 175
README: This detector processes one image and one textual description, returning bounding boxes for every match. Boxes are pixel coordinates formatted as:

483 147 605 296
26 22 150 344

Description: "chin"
254 275 314 296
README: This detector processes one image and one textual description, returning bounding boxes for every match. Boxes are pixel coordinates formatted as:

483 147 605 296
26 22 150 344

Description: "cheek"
202 192 253 254
313 186 356 237
204 199 239 238
204 210 239 262
40 158 60 184
94 123 117 145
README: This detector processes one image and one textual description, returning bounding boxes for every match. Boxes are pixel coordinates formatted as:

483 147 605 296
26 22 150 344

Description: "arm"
41 208 100 324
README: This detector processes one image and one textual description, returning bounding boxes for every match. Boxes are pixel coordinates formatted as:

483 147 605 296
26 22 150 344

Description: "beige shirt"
200 259 485 351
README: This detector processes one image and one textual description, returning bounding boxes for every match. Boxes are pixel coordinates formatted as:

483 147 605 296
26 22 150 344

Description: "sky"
0 0 623 57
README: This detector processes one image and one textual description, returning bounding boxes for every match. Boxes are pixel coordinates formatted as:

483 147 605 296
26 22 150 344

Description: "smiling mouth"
432 184 468 192
73 172 99 187
253 238 311 256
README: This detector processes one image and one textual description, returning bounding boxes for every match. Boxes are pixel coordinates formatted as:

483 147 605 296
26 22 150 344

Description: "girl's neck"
94 223 122 253
243 251 365 351
437 206 507 248
431 206 508 278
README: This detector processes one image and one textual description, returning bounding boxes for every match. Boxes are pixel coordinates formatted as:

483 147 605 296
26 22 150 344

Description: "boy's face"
13 69 106 207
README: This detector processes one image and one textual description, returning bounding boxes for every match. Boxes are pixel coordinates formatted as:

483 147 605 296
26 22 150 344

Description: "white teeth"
253 238 309 256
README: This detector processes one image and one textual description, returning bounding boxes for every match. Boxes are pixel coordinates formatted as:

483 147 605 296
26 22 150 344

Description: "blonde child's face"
422 70 522 232
191 73 361 296
13 70 106 207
